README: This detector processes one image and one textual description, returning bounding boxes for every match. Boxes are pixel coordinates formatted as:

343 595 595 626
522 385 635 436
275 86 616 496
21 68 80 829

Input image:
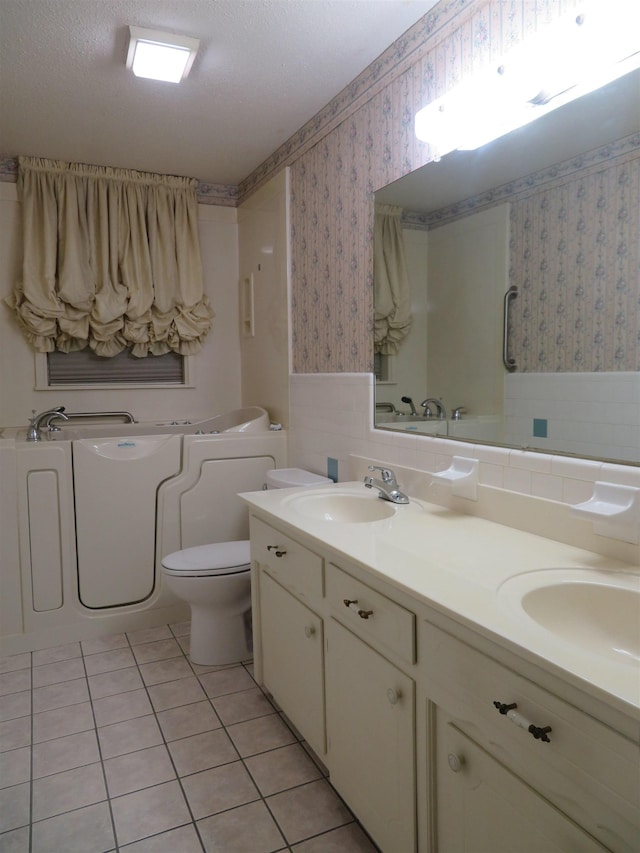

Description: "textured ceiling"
0 0 438 187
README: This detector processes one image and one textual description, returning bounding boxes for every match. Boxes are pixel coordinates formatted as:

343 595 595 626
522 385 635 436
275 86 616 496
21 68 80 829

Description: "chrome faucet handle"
368 465 396 484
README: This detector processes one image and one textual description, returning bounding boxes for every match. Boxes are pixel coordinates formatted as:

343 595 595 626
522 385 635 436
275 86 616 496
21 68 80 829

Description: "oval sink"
499 570 640 666
287 493 396 523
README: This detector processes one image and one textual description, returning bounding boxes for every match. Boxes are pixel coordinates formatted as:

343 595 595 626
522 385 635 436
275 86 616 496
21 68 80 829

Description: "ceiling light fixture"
126 26 200 83
415 0 640 158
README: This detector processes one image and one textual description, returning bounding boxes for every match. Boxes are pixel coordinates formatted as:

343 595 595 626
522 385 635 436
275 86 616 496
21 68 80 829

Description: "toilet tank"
265 468 332 489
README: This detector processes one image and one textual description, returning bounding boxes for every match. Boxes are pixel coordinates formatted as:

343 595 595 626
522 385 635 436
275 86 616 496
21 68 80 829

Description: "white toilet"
160 467 332 666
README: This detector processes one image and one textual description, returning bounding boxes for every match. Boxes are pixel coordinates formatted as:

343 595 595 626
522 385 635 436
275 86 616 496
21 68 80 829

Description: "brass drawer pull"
493 700 552 743
267 545 287 557
343 598 373 619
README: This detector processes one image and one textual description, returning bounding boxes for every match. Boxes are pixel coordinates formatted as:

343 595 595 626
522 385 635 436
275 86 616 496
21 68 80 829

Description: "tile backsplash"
289 370 640 506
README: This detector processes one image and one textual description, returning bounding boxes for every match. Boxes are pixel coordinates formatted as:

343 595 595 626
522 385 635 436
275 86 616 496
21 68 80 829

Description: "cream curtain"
373 203 412 354
7 156 213 356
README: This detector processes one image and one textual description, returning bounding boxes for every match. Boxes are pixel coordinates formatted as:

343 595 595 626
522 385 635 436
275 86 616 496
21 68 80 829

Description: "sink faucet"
26 406 69 442
421 398 447 419
364 466 409 504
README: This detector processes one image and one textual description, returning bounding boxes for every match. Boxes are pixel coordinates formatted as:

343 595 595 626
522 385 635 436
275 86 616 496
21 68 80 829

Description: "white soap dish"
571 481 640 543
432 456 479 501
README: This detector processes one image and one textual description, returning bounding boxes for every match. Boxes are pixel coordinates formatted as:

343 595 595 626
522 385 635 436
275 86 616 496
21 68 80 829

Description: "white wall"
238 170 291 427
0 183 242 428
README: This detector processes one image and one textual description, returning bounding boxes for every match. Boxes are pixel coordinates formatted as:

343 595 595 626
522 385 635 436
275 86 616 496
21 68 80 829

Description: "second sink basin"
498 569 640 666
286 492 397 523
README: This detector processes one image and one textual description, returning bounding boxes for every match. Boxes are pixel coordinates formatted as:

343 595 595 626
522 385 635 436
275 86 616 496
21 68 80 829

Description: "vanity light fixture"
415 0 640 157
126 26 200 83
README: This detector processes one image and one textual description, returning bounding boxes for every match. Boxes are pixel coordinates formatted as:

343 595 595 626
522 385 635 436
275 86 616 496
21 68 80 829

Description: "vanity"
241 477 639 853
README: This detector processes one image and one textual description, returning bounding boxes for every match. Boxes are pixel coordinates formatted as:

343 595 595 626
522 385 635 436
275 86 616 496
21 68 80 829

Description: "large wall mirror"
374 67 640 464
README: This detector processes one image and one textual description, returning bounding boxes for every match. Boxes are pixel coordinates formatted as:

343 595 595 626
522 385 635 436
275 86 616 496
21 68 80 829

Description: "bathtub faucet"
26 406 69 442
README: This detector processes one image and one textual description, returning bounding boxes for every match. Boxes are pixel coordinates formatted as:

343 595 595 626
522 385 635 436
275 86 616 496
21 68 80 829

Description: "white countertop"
241 482 640 722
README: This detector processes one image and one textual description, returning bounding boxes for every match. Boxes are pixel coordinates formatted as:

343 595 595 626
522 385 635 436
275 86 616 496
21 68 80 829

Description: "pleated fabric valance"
373 203 412 355
6 156 214 357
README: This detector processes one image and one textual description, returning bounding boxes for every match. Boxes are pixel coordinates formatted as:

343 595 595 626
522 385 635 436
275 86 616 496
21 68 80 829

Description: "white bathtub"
0 408 287 654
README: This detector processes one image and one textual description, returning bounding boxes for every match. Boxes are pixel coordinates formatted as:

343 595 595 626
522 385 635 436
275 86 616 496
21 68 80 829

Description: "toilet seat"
161 541 250 576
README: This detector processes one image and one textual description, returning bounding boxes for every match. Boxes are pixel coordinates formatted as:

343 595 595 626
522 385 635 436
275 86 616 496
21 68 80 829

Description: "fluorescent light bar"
126 27 199 83
415 1 640 157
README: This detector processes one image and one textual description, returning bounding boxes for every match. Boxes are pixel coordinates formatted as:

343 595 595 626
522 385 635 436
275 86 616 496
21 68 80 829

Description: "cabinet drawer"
326 562 415 664
422 622 639 852
250 516 323 602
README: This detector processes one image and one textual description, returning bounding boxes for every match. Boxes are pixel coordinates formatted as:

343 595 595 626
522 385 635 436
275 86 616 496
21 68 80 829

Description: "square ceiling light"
126 26 199 83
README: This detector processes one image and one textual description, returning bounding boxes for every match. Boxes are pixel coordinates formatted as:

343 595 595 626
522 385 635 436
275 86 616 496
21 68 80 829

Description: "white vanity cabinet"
250 517 326 757
423 623 639 853
325 563 417 853
248 510 639 853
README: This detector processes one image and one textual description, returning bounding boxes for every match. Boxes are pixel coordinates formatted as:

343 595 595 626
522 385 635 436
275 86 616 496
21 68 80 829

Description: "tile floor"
0 623 379 853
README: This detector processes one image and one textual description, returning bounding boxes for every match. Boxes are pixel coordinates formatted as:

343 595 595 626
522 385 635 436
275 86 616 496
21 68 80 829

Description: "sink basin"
499 569 640 666
287 492 396 523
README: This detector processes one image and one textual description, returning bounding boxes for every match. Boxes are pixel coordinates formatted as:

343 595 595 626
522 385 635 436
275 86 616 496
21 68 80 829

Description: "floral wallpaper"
287 0 640 374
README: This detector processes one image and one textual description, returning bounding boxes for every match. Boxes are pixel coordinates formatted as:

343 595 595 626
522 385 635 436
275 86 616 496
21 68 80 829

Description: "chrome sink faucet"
26 406 69 442
421 397 447 419
364 466 409 504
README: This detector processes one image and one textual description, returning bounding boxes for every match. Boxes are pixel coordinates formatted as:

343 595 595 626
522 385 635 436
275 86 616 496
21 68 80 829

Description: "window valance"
373 203 412 355
6 156 214 357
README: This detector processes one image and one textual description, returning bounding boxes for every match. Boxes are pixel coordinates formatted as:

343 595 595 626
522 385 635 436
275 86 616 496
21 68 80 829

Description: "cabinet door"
436 713 606 853
260 571 325 756
326 617 416 853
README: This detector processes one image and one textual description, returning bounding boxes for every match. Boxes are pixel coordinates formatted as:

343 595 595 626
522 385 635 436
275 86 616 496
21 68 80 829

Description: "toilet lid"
162 540 251 575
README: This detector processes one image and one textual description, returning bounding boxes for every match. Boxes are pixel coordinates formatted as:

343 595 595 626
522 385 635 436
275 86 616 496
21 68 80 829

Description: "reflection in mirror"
374 68 640 464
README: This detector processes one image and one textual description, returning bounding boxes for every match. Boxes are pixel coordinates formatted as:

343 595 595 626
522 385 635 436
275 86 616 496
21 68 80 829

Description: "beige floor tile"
0 746 30 788
0 825 29 852
156 700 221 742
0 783 30 833
92 688 153 727
0 655 30 675
31 801 114 853
0 671 30 697
227 713 296 757
81 633 129 656
292 822 379 852
181 761 259 820
0 692 30 724
32 657 85 688
104 745 176 797
267 779 352 845
111 780 191 846
32 729 99 779
32 678 88 714
147 676 206 712
127 626 173 646
139 657 192 686
32 701 94 744
84 647 136 676
167 728 237 777
98 714 163 759
197 799 286 853
169 621 191 638
32 642 81 667
119 823 203 852
0 717 31 752
88 665 144 699
244 743 322 796
32 761 107 821
212 687 274 726
197 666 255 698
132 639 183 664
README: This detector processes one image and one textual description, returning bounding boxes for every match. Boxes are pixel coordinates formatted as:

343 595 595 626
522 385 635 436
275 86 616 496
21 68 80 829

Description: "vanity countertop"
241 482 640 723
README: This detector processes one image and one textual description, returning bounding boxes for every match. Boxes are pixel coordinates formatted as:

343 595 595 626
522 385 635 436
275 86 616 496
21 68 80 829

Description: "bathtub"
0 408 287 654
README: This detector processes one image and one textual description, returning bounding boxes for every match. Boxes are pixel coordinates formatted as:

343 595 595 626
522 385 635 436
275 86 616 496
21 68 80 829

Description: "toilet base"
189 604 252 666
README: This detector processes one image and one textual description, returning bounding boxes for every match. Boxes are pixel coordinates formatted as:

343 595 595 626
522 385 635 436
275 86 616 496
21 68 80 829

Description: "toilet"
160 467 332 666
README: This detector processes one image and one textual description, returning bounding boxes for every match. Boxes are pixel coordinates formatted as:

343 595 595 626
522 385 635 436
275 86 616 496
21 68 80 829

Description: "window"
36 349 191 389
